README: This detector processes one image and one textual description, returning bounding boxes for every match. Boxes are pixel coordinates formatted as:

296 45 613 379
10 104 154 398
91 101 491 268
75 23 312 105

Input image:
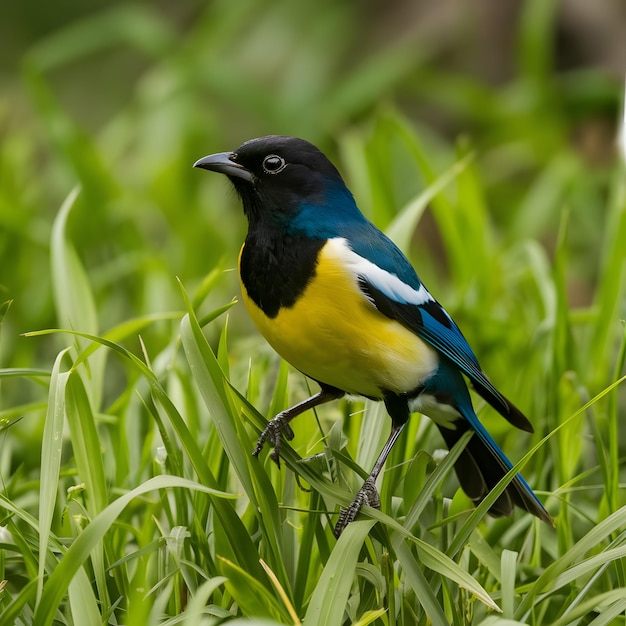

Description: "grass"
1 1 626 624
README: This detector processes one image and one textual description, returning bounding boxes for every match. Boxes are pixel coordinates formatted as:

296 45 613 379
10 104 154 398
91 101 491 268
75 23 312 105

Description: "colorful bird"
194 135 552 535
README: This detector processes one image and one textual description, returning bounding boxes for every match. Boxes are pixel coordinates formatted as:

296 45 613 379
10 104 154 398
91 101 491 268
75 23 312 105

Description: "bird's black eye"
262 154 287 174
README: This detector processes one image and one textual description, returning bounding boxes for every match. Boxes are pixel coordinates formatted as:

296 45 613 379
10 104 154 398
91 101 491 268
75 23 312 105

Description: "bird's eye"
262 154 287 174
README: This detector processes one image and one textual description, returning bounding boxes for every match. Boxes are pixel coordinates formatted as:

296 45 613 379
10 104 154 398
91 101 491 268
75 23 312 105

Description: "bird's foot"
334 478 380 538
252 411 295 468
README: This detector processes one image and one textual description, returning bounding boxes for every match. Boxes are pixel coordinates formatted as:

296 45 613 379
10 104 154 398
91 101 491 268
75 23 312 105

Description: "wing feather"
336 233 534 433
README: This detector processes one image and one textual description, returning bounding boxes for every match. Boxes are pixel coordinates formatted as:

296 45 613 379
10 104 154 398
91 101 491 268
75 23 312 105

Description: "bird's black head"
194 136 355 230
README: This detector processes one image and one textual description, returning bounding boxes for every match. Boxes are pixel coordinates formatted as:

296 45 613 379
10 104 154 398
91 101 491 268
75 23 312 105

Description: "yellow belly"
239 240 438 398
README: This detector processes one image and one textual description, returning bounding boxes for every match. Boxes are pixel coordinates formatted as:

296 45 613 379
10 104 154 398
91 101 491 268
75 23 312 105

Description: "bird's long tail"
436 405 552 524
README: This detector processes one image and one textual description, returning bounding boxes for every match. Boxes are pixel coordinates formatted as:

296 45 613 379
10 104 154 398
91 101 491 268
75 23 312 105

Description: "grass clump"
1 1 625 624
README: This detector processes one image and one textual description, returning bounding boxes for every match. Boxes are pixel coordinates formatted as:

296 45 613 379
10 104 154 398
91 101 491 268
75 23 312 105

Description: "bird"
194 135 552 536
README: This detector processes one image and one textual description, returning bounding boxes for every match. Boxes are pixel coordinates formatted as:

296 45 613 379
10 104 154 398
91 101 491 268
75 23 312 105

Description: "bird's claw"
334 478 380 538
252 412 295 467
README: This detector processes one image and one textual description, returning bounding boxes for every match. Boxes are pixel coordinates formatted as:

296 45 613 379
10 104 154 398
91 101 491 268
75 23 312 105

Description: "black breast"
239 229 325 318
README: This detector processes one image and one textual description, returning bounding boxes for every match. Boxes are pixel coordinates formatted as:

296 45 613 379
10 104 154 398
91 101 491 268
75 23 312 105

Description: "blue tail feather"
441 399 552 523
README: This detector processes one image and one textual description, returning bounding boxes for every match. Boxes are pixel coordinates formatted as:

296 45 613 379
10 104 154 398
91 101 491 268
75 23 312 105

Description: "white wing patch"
410 392 461 429
326 237 434 306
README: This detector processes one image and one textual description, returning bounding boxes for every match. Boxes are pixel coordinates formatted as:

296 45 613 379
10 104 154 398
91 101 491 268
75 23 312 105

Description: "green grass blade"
37 348 71 604
218 558 292 624
65 373 108 514
394 542 449 626
179 282 296 587
65 371 110 608
413 538 500 613
50 186 105 410
67 568 101 626
302 520 376 626
50 187 96 337
500 550 518 619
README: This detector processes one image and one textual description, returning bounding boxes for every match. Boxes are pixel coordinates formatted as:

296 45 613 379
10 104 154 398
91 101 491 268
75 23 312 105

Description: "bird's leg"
253 385 344 467
334 421 407 536
334 394 409 537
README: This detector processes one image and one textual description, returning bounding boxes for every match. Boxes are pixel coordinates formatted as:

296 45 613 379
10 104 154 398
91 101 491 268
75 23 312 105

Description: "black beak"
193 151 254 182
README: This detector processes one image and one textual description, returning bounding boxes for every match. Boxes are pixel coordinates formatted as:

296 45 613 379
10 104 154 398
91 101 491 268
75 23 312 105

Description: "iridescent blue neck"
285 181 367 239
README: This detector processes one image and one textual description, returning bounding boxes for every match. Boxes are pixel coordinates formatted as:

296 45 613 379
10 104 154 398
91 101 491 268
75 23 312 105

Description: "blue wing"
346 223 534 433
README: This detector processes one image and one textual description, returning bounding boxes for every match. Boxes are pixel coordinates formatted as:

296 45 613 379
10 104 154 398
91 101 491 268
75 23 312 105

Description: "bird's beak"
193 151 254 182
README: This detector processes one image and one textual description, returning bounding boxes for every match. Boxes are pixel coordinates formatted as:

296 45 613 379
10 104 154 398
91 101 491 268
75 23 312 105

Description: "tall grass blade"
302 520 375 626
36 348 71 604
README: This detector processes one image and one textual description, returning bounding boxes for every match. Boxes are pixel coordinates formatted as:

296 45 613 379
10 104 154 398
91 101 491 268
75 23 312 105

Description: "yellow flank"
239 240 438 397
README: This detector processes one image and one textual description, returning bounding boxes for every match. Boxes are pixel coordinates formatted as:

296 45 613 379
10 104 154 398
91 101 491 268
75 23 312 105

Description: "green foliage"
1 1 625 624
